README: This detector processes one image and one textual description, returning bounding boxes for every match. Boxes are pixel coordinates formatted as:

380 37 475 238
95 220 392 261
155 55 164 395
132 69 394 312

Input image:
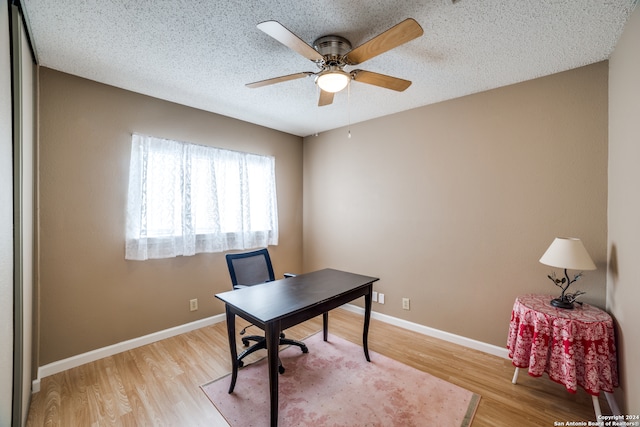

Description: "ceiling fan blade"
344 18 424 65
318 90 334 106
352 70 412 92
246 72 313 89
257 21 324 62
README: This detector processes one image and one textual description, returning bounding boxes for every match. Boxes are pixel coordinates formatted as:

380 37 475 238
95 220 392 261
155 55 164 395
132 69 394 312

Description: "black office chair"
225 248 308 373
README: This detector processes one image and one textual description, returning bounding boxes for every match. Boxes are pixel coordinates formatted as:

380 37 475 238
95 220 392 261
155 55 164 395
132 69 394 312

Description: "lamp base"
550 298 574 309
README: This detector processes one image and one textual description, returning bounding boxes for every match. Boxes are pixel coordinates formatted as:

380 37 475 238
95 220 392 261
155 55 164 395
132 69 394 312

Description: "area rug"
201 332 480 427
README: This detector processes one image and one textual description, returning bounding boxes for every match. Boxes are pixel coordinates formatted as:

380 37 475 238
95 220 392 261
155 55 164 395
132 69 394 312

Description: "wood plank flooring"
26 308 611 426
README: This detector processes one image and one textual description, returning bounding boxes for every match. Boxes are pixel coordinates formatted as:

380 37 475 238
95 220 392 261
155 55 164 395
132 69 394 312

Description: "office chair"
225 248 308 373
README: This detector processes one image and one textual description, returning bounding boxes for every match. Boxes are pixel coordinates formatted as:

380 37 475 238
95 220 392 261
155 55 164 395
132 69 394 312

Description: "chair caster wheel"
242 339 249 347
238 360 244 368
301 346 309 354
279 366 285 374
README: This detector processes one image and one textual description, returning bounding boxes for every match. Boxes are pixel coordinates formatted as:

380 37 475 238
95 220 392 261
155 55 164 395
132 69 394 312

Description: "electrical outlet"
189 298 198 311
372 291 378 302
402 298 410 310
378 293 385 304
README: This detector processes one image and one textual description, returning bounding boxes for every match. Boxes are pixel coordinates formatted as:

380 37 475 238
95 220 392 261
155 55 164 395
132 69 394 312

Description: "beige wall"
38 68 303 365
608 5 640 414
303 62 609 348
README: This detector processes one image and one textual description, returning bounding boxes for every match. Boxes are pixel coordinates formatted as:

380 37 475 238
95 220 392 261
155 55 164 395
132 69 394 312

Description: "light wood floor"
26 308 611 426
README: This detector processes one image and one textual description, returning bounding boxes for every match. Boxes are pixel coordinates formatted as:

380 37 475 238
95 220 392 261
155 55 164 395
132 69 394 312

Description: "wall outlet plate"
189 298 198 311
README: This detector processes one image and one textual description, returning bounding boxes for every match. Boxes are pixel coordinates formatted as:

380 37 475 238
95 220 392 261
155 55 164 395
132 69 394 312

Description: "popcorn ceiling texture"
21 0 637 136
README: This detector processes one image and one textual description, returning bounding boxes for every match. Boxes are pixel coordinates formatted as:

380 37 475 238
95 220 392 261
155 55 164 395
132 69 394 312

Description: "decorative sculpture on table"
539 237 596 309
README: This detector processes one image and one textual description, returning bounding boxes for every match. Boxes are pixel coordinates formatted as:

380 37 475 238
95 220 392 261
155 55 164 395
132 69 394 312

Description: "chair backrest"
225 248 275 289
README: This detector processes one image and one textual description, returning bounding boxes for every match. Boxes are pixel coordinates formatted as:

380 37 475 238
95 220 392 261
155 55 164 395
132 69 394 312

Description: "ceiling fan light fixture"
316 70 350 93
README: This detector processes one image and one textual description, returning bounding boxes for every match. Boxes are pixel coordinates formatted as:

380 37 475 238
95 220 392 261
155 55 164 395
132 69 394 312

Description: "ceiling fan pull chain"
315 85 320 136
347 83 352 139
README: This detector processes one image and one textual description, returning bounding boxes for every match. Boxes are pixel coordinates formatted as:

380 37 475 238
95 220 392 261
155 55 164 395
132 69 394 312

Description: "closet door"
2 1 37 425
0 1 16 424
14 2 36 423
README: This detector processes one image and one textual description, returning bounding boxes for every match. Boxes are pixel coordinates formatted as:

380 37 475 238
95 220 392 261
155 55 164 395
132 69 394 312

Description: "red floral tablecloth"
507 294 618 396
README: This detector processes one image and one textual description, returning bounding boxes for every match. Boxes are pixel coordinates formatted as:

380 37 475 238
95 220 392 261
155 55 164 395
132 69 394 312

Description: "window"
125 134 278 260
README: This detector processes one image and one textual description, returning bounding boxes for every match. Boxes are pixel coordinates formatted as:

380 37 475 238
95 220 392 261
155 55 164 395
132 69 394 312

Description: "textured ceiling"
21 0 637 137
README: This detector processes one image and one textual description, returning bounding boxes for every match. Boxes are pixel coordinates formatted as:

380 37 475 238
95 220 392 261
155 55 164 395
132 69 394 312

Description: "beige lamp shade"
539 237 596 271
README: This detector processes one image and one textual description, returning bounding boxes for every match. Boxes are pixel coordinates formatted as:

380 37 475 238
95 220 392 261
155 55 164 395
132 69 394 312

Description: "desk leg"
266 321 281 427
363 284 372 362
225 306 238 394
322 312 328 341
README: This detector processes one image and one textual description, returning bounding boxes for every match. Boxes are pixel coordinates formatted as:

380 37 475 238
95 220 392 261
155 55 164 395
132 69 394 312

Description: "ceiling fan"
246 18 424 106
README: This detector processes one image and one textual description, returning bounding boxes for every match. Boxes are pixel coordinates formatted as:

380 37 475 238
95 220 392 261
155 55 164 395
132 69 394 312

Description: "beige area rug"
202 332 480 427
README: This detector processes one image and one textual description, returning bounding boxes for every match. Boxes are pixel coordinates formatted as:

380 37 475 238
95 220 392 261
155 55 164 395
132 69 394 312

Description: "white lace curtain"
125 134 278 260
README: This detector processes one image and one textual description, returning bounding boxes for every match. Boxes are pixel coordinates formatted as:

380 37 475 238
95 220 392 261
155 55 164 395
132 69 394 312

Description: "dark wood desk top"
216 268 379 323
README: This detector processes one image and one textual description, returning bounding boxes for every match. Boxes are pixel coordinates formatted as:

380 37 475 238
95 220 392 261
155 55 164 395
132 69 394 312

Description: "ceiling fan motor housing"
313 35 352 65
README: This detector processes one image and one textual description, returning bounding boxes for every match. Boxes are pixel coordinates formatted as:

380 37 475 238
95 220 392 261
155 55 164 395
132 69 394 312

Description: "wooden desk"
216 268 379 427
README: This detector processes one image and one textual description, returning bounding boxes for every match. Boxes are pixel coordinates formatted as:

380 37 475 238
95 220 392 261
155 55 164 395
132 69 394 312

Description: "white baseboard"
32 305 509 393
341 304 510 360
32 313 226 393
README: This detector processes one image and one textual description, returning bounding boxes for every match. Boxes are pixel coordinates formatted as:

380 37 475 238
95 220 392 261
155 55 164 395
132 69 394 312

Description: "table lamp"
539 237 596 309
